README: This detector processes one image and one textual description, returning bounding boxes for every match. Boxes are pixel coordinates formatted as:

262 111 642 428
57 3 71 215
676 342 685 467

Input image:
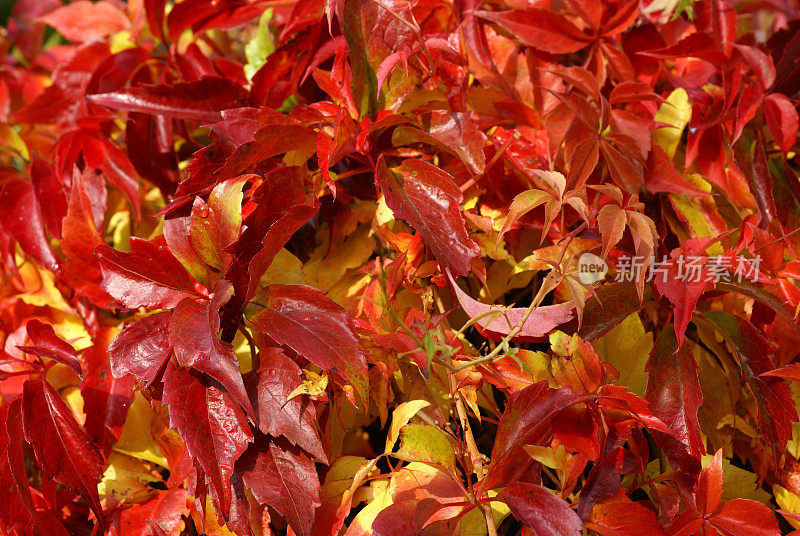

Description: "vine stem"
449 371 497 536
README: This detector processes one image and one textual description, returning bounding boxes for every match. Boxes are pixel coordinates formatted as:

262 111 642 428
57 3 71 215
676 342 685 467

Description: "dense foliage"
2 0 800 535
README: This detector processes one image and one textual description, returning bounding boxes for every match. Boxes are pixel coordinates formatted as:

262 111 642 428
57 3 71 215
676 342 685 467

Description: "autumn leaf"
376 156 480 277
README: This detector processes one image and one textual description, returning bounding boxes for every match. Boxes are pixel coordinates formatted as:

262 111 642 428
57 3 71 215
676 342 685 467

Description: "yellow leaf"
113 392 169 467
396 423 455 469
653 87 691 159
287 368 329 401
775 485 800 530
385 400 430 453
700 454 771 504
107 210 131 251
460 492 511 536
260 247 306 286
304 222 376 290
668 174 726 256
344 479 392 536
320 456 372 502
202 495 238 536
594 313 652 397
98 452 159 507
13 260 72 312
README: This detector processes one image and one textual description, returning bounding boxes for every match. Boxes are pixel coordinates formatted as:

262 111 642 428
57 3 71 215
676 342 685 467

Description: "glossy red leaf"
144 0 167 41
169 284 253 418
80 328 135 454
764 93 799 157
761 362 800 382
695 0 737 58
89 78 249 123
114 488 187 536
237 438 321 536
97 237 200 310
486 382 592 489
223 167 318 323
18 319 81 376
645 326 704 473
22 377 105 526
395 111 488 175
108 312 172 386
161 361 253 519
645 146 709 197
476 9 591 54
30 157 68 240
245 347 325 461
82 138 142 221
377 156 480 277
0 398 38 534
0 178 60 273
696 449 724 515
653 240 717 347
502 482 583 536
249 284 368 404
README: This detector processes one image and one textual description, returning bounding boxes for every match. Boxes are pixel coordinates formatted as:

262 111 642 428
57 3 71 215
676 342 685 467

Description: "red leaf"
710 499 781 536
39 0 129 42
89 78 249 122
115 488 187 536
398 111 488 175
653 240 717 347
144 0 167 41
97 237 200 310
18 319 82 377
486 382 592 488
761 362 800 382
249 285 368 405
169 283 253 418
502 482 583 536
30 157 68 240
764 93 799 157
376 156 480 277
61 167 114 307
695 0 737 58
0 179 60 273
237 438 321 536
22 377 105 526
161 361 253 519
447 271 574 340
125 112 179 196
696 449 724 515
641 33 727 64
82 138 142 221
476 9 591 54
224 168 319 322
80 328 135 455
645 326 704 473
0 399 39 534
108 312 172 386
245 347 326 462
645 146 710 197
585 494 666 536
